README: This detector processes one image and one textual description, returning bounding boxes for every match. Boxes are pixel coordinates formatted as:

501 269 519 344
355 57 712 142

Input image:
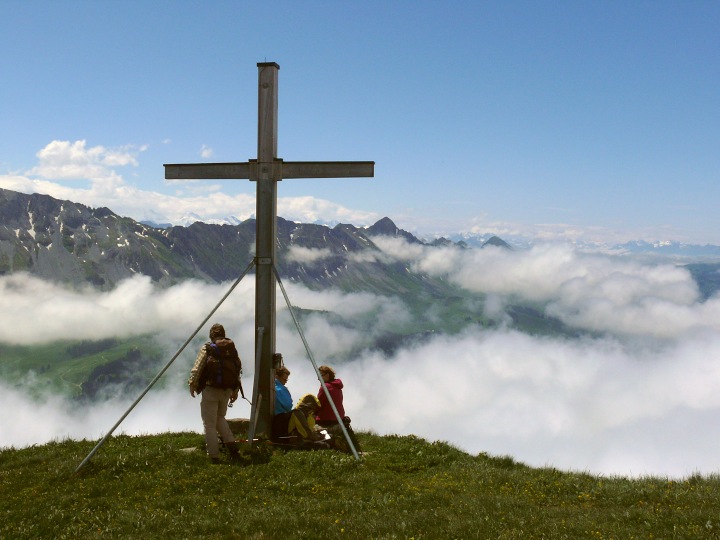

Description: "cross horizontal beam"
164 160 375 181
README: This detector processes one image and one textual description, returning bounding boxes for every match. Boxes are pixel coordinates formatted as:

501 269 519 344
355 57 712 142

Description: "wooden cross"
164 62 374 438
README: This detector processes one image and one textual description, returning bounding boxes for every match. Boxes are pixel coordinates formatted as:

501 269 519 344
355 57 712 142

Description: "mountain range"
0 187 509 290
3 187 719 399
2 186 719 303
3 186 719 302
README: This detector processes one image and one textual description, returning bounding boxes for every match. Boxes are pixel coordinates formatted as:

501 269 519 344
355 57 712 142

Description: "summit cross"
164 62 374 438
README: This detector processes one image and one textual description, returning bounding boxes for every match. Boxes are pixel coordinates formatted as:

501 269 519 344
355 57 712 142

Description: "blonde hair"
298 393 321 409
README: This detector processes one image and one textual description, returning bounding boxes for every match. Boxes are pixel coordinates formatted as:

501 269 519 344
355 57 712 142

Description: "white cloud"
338 327 720 477
28 140 141 180
348 250 380 264
370 236 426 262
282 314 364 360
200 144 214 159
286 246 333 264
1 265 720 478
279 281 410 324
280 195 379 225
0 378 199 449
0 139 379 228
372 239 719 339
0 273 256 345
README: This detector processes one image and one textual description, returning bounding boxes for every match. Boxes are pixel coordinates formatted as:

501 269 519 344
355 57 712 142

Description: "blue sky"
1 1 719 243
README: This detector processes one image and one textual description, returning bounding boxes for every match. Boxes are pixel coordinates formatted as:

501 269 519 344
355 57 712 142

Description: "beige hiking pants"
200 386 235 458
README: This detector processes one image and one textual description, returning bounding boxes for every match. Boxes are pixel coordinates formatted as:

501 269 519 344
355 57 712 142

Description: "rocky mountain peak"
482 236 513 250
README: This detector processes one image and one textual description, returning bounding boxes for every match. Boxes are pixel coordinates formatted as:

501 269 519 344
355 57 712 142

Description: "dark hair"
276 366 290 378
209 323 225 341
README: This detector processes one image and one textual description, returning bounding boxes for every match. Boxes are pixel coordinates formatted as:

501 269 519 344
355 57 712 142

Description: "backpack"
201 337 242 390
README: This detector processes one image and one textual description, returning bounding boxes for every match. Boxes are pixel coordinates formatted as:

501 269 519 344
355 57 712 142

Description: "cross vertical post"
253 62 280 437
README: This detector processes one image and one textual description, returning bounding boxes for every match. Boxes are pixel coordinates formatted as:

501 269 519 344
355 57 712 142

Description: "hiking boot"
225 441 241 460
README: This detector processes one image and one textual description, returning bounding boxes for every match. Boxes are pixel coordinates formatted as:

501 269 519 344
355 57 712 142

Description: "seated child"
286 394 330 449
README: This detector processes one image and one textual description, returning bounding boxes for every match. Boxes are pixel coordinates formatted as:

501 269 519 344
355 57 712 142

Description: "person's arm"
275 382 293 413
188 346 207 397
317 385 329 407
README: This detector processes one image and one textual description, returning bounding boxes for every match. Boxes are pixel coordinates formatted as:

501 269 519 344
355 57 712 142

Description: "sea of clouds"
2 239 720 479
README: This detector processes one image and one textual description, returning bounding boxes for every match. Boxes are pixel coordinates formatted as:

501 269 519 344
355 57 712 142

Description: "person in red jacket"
315 365 345 423
315 365 361 452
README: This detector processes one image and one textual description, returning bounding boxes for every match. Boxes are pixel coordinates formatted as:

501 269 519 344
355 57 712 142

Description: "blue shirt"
275 379 293 414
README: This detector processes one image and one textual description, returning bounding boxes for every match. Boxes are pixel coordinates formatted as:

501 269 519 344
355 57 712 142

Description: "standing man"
188 323 242 463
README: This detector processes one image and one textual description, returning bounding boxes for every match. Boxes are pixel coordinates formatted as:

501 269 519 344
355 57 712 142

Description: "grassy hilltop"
2 432 720 539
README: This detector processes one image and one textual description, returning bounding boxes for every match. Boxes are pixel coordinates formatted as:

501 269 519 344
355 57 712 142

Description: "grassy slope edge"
2 432 720 539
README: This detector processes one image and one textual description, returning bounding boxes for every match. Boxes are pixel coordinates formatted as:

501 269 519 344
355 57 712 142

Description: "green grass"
2 432 720 539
